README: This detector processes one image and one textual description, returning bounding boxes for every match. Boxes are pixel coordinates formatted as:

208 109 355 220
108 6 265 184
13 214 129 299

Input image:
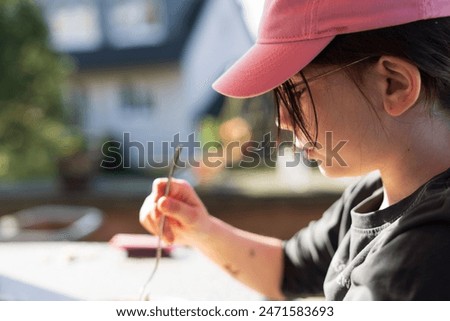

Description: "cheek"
313 83 366 140
314 87 382 171
277 106 293 131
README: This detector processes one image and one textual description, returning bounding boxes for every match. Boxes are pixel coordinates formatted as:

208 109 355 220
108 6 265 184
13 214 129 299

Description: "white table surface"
0 242 262 301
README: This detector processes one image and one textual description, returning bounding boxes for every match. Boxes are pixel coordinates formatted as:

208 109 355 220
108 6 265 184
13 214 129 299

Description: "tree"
0 0 81 180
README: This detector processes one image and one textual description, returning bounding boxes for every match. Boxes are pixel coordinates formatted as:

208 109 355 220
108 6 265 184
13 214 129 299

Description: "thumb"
157 196 198 225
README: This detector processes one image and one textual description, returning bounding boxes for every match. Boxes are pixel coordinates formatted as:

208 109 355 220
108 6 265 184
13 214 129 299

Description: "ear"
374 56 421 117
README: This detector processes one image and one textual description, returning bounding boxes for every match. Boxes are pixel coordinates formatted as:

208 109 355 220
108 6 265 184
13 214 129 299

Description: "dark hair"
273 17 450 143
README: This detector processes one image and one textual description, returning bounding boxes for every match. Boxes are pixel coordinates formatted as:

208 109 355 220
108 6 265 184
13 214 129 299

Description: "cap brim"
212 36 334 98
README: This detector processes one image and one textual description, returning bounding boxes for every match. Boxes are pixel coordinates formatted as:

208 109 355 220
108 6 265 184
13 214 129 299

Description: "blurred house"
35 0 256 166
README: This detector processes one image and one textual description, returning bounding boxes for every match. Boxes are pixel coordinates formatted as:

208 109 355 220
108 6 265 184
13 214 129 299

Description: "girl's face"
279 64 389 178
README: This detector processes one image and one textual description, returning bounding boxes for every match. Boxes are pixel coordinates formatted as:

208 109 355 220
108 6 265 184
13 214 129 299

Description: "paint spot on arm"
224 263 240 277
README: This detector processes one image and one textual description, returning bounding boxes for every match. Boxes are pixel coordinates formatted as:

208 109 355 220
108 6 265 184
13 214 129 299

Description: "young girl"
140 0 450 300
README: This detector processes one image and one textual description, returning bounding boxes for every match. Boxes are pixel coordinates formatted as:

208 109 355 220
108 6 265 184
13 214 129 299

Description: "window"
120 82 155 111
46 1 102 52
106 0 167 48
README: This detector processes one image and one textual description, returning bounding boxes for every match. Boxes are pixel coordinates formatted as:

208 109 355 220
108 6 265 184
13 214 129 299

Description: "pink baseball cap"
212 0 450 98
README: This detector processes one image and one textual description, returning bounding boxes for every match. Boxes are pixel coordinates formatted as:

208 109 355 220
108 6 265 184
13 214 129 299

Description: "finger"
162 217 175 244
141 213 160 236
139 196 154 233
151 178 168 199
139 195 162 235
152 178 203 207
157 196 198 225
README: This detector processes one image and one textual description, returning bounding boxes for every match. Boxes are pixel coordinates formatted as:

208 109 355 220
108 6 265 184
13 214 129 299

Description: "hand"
139 178 211 246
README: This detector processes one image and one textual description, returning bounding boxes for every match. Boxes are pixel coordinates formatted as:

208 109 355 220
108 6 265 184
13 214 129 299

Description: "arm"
195 216 285 299
139 178 285 299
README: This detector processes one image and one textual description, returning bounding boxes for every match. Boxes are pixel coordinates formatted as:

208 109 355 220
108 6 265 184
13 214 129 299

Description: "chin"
318 164 359 178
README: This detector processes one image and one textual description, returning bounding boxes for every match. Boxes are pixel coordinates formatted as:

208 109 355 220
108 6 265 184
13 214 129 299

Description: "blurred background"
0 0 353 244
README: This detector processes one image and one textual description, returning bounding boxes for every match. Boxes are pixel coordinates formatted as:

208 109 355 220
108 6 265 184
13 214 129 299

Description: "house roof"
38 0 205 70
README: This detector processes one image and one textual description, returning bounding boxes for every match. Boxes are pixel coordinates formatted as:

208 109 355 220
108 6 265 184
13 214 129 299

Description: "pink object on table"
109 233 174 258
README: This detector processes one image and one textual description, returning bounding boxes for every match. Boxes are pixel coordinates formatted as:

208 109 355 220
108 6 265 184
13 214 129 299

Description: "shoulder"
364 170 450 299
345 170 450 300
353 223 450 300
346 170 382 195
396 168 450 231
334 171 383 212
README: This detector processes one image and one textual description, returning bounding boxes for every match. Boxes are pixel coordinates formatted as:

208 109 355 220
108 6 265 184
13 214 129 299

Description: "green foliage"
199 116 221 145
0 0 79 180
